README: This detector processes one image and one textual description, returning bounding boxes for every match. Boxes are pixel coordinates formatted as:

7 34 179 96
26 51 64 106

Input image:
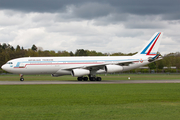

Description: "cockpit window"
6 62 13 64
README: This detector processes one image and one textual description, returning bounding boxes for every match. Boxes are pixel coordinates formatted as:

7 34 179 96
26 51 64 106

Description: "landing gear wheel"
19 74 24 81
83 77 88 81
77 77 83 81
97 77 102 81
20 78 24 81
89 77 96 81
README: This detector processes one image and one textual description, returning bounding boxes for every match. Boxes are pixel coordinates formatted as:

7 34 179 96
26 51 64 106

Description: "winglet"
136 32 163 56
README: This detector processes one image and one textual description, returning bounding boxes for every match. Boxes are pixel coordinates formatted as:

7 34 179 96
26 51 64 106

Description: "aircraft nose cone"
1 64 8 71
1 64 13 73
1 64 5 69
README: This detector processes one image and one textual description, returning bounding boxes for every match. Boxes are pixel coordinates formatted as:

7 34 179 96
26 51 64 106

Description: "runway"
0 80 180 85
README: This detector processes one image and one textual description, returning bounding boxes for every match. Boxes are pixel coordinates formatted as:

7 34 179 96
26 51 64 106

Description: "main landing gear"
77 76 102 81
20 74 24 81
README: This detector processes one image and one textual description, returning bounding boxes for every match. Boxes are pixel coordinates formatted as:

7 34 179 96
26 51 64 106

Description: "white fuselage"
1 55 150 76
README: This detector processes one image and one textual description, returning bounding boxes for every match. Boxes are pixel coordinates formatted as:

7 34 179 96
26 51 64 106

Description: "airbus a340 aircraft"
1 32 163 81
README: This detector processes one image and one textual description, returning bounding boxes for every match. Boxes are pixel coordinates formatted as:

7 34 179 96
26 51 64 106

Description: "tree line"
1 43 180 73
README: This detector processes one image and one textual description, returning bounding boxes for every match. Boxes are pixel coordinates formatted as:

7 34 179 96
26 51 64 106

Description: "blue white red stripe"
140 32 161 55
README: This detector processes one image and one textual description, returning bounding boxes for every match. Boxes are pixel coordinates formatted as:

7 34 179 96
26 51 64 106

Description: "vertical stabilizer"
136 32 163 56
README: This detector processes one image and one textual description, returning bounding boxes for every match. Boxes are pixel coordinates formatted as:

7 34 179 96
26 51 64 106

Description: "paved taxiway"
0 80 180 85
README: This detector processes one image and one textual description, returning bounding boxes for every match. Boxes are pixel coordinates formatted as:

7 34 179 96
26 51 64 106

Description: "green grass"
0 73 180 81
0 84 180 120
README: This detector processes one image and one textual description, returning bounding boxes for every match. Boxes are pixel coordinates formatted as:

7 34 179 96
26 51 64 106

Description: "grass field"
0 73 180 81
0 74 180 119
0 84 180 120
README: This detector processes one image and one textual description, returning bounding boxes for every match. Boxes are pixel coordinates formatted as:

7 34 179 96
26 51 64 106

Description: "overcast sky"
0 0 180 55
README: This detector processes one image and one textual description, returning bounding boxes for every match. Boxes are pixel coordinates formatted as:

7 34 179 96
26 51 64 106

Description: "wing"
61 60 135 71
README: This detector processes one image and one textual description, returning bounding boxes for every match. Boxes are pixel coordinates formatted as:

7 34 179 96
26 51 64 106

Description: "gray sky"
0 0 180 55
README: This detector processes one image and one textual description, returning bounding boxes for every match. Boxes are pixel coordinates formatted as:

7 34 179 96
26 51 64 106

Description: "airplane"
1 32 163 81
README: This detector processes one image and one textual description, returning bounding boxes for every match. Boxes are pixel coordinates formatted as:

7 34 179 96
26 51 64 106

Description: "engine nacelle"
105 65 123 73
71 69 90 77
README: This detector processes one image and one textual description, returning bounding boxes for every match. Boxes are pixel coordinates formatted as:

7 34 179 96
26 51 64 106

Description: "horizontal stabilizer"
148 53 162 62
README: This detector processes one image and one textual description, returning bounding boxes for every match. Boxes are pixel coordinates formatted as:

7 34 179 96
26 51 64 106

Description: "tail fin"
136 32 163 56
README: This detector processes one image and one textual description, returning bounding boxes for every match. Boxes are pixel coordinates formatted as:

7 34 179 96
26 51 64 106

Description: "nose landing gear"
20 74 24 81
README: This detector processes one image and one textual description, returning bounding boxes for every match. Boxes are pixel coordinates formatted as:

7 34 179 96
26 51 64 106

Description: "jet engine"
71 69 90 77
105 65 123 73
